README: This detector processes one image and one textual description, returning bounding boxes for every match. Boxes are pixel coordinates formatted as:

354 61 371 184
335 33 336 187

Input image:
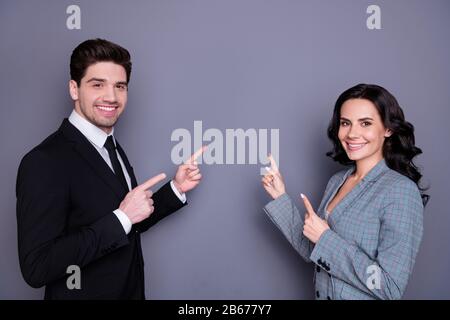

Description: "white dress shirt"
68 110 186 234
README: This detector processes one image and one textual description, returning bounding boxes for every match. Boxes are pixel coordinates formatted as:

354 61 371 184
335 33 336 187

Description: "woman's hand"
261 154 286 200
301 193 330 244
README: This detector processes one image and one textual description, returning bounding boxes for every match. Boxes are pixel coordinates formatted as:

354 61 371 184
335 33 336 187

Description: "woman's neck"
353 156 383 180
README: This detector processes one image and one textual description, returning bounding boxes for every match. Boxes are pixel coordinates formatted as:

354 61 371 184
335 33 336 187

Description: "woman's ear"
385 128 393 138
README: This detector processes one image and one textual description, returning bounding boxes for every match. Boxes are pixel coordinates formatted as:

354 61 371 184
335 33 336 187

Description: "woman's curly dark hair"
326 83 429 205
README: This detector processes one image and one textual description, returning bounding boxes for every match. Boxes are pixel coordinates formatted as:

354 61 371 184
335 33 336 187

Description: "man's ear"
385 128 393 138
69 80 79 100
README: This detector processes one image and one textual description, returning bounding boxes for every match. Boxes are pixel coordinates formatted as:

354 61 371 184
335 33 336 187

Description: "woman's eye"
362 121 372 127
340 121 349 126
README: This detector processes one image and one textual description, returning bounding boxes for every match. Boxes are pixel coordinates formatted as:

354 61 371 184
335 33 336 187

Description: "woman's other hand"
261 154 286 200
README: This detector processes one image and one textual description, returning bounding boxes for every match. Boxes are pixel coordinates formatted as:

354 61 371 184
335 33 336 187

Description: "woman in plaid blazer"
262 84 428 300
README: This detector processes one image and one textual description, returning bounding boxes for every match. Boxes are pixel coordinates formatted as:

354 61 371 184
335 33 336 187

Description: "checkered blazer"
264 159 424 300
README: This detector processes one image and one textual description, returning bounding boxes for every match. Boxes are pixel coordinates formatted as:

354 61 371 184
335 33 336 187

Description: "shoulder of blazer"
19 119 74 166
379 167 416 187
16 120 74 195
377 167 422 201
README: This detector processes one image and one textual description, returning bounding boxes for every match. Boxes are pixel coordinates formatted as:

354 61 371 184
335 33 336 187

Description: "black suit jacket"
16 119 186 299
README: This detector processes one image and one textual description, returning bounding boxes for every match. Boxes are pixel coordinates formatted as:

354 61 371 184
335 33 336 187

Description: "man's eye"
93 83 102 88
116 85 127 90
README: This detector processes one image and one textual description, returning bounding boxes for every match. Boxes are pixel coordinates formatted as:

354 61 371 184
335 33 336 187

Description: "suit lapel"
116 142 138 189
59 119 128 199
328 178 367 226
327 160 389 226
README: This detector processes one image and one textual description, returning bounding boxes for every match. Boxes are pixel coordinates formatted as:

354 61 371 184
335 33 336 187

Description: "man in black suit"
16 39 204 299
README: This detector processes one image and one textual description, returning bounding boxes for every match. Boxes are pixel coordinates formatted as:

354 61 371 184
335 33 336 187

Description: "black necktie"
104 135 129 191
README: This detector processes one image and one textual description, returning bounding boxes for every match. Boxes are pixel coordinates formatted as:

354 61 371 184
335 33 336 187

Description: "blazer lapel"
59 119 128 199
116 142 138 189
327 159 389 226
328 176 367 226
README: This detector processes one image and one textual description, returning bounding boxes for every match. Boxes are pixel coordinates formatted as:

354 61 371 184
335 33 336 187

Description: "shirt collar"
68 109 114 148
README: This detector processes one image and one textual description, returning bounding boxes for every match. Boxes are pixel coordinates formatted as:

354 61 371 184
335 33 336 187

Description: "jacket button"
316 265 321 273
316 291 320 298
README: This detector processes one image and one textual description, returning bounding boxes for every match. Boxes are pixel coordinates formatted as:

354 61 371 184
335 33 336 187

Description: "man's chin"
94 118 118 131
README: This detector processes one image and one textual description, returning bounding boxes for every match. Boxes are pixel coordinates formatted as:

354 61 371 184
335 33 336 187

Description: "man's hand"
261 154 286 200
119 173 167 224
301 193 330 244
173 146 207 194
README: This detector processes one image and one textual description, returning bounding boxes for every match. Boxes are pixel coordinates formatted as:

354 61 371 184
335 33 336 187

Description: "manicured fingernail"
300 193 305 199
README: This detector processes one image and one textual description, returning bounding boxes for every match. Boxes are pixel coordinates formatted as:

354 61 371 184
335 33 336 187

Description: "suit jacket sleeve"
134 181 187 233
16 150 130 288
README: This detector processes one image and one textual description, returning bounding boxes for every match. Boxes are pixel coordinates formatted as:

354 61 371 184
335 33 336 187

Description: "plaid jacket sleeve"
264 193 315 263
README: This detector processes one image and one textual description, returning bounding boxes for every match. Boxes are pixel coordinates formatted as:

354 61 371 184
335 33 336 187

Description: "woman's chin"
345 152 363 162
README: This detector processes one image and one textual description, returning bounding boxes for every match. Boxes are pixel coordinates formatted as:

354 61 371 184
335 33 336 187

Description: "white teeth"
349 143 365 147
347 143 366 150
97 106 116 111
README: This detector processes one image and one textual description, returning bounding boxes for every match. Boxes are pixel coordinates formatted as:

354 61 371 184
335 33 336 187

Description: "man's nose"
102 86 117 103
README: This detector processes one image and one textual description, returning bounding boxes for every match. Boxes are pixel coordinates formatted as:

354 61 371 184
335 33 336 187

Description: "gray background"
1 0 449 299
